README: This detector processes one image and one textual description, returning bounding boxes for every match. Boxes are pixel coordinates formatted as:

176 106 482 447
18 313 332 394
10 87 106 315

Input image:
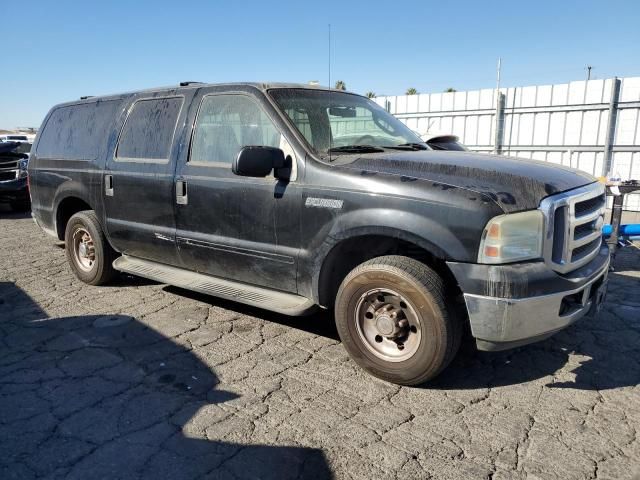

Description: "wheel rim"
354 288 422 362
72 227 96 272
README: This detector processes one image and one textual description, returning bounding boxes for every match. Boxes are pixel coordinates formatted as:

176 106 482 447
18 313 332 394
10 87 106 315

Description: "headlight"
478 210 544 264
17 159 29 178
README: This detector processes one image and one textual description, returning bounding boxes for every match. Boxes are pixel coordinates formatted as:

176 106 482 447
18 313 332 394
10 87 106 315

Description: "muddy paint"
344 150 595 213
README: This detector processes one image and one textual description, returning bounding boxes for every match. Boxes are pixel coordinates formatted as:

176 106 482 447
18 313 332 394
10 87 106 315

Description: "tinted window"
37 101 120 160
116 97 183 161
190 95 281 165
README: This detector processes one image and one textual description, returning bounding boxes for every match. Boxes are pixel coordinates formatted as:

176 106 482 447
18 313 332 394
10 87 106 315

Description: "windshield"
269 89 426 157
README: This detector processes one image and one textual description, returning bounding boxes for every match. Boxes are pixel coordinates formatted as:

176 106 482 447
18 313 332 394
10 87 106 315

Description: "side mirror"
232 146 286 178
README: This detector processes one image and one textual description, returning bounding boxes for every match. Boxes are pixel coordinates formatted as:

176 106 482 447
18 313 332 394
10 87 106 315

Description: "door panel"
175 90 301 293
104 92 194 264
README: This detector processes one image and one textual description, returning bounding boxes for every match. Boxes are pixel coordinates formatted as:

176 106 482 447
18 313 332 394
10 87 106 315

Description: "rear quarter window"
116 97 183 162
37 100 120 160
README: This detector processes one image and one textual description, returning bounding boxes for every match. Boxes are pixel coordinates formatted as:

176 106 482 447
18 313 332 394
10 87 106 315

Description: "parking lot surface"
1 209 639 480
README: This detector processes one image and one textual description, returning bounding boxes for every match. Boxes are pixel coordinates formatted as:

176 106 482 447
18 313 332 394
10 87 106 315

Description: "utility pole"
328 24 331 88
494 58 505 154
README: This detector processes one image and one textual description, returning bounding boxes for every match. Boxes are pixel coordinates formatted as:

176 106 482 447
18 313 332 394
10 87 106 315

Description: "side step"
113 255 316 316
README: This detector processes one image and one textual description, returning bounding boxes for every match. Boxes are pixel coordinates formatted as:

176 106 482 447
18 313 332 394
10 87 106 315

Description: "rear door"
173 87 302 292
104 91 195 265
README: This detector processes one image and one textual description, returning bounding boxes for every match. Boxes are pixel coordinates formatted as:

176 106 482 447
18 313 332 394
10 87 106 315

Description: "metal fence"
375 77 640 210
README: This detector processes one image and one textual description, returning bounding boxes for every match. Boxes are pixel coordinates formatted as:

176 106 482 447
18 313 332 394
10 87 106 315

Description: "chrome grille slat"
572 208 604 225
539 182 606 274
571 230 602 248
574 194 605 218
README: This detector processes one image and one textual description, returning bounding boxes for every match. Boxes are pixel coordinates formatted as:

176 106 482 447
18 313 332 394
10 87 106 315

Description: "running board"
113 255 316 316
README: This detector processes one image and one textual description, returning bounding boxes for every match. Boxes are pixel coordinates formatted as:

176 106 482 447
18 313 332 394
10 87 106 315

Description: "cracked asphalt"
1 208 639 480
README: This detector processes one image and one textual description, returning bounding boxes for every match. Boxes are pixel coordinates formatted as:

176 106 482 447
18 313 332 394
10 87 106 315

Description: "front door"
174 90 301 293
104 91 193 265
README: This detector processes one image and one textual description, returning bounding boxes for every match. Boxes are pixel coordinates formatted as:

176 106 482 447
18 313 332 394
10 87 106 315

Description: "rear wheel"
335 255 461 385
65 211 117 285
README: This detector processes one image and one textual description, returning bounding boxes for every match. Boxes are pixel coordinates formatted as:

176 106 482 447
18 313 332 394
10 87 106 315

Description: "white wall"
376 77 640 210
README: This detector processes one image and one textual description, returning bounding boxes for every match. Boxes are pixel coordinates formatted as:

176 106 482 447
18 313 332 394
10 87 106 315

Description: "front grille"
571 237 603 262
574 220 597 239
574 194 605 217
0 157 20 182
0 171 16 182
0 159 20 170
540 182 606 274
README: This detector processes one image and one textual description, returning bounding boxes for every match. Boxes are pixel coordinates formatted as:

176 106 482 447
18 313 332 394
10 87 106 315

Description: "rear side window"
37 100 120 160
116 97 183 161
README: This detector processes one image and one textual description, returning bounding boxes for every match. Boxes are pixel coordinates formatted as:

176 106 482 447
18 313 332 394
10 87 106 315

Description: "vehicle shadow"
111 247 639 393
163 285 340 341
0 282 332 479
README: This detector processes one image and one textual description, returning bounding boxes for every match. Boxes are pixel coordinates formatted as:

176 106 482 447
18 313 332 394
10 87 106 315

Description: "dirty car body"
28 83 610 384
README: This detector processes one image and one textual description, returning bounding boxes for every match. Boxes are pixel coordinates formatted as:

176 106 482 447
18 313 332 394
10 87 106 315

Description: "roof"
55 82 353 108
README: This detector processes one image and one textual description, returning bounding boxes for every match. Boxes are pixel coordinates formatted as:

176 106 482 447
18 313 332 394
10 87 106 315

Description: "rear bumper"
447 243 610 351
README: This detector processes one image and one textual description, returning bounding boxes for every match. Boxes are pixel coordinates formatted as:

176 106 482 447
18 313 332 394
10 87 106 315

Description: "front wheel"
64 210 117 285
335 255 461 385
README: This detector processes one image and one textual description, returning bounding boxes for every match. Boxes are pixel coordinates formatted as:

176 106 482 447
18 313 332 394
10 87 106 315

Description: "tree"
445 87 457 93
406 88 418 95
365 91 376 98
334 80 346 90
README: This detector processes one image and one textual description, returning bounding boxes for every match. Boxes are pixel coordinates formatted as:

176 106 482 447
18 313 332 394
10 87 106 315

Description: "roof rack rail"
79 96 94 100
179 81 204 87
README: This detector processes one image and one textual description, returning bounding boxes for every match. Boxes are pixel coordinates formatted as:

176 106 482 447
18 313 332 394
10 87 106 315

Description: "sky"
2 0 639 129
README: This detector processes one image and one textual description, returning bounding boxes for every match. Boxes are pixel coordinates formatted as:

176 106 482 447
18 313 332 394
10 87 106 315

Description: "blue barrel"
602 224 640 237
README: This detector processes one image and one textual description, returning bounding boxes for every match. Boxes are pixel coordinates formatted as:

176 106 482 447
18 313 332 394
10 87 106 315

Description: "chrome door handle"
176 180 188 205
105 174 114 196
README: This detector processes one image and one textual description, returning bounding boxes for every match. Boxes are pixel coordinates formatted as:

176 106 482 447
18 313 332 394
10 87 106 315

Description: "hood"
0 141 29 159
341 151 595 212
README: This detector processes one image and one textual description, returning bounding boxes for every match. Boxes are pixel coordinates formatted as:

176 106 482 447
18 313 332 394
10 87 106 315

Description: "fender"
304 207 472 304
51 179 96 238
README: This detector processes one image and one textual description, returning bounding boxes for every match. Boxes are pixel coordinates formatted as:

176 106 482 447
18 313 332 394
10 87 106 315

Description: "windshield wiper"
383 143 429 151
327 145 385 154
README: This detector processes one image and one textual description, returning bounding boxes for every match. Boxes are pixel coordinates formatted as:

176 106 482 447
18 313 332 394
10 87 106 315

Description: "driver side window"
190 95 282 166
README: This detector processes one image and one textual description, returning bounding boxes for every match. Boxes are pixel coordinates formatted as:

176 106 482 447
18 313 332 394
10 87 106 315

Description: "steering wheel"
353 135 376 145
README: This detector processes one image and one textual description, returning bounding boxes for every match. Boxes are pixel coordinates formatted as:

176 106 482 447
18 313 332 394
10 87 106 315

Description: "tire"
64 210 117 285
335 255 461 386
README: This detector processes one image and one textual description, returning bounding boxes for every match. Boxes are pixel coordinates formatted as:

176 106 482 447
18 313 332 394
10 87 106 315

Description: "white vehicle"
0 134 36 143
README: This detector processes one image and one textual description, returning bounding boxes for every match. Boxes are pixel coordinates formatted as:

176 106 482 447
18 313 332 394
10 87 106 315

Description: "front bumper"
0 177 28 203
447 243 610 351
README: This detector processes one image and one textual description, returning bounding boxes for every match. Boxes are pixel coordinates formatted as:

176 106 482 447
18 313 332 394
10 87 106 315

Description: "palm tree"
365 91 376 98
445 87 457 93
334 80 346 90
406 88 418 95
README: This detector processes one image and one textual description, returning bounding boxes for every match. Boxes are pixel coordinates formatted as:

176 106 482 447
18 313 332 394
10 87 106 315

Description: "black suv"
28 83 610 385
0 140 31 211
